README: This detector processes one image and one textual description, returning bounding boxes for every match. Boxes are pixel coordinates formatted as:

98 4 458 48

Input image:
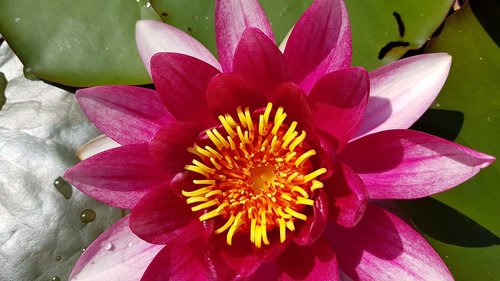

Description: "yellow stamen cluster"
182 103 326 248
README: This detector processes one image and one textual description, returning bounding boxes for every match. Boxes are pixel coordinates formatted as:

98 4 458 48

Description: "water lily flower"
65 0 494 280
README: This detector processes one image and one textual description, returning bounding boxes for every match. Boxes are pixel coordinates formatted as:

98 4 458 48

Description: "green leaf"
345 0 454 70
0 0 160 87
406 1 500 279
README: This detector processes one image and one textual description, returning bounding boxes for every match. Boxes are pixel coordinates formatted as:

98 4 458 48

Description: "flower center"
182 103 326 248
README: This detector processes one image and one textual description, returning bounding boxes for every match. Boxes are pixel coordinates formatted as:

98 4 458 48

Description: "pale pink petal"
69 216 163 281
308 67 369 151
340 130 495 199
215 0 274 72
136 20 221 75
151 52 220 126
76 135 120 160
76 86 173 145
233 28 289 96
250 236 339 281
130 184 207 245
64 144 173 209
329 204 453 281
284 0 351 93
326 163 367 228
140 238 208 281
357 53 452 138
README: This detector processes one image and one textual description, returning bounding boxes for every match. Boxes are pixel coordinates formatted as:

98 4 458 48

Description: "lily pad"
345 0 454 70
406 1 500 279
0 0 160 86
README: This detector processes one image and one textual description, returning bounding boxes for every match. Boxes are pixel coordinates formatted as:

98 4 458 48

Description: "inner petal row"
182 103 327 248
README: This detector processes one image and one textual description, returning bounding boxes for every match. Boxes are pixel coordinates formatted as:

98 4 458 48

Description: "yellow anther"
292 186 309 198
184 164 209 177
285 207 307 220
304 168 327 183
204 146 223 160
311 180 324 191
236 126 245 143
193 179 215 185
206 129 223 150
237 107 247 128
254 225 262 248
286 220 295 231
224 114 238 127
191 199 219 212
182 187 211 197
281 193 293 201
212 129 230 148
193 144 212 158
199 208 224 221
296 197 315 206
218 115 237 137
289 130 307 152
277 207 292 219
271 113 287 135
278 218 286 243
210 157 222 170
285 151 297 162
244 107 254 131
287 172 299 182
227 212 243 245
274 107 284 124
263 103 273 125
215 202 229 213
227 136 236 150
282 131 298 149
258 115 266 136
192 160 216 174
205 190 222 198
295 150 316 167
261 224 270 245
187 147 204 158
270 135 278 149
283 121 297 141
186 196 209 204
215 215 235 234
250 218 257 243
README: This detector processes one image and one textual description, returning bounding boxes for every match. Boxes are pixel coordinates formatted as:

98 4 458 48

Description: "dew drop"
80 209 96 223
52 276 60 281
14 17 21 23
55 255 61 261
53 177 73 199
128 242 134 247
101 241 113 251
82 247 87 253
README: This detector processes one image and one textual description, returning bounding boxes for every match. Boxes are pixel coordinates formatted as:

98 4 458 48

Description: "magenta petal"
151 52 220 126
130 184 207 245
284 0 351 92
271 82 313 130
327 163 367 228
140 238 208 281
251 236 339 281
136 20 221 75
308 67 369 151
64 145 172 209
69 216 163 281
233 28 289 96
215 0 274 72
294 189 329 246
357 53 452 138
76 86 173 145
340 130 495 199
207 73 267 117
329 204 453 281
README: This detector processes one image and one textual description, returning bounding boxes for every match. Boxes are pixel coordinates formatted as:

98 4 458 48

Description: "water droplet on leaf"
53 177 72 199
55 255 61 261
80 209 96 223
52 276 60 281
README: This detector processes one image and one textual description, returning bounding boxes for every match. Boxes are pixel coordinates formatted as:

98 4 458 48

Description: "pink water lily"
65 0 494 280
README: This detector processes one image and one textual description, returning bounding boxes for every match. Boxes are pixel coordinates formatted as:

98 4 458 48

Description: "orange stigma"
182 103 326 248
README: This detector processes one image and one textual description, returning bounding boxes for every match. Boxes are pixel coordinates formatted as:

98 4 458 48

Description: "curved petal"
357 53 452 138
271 82 313 130
250 236 339 281
308 67 369 151
328 204 453 281
206 73 267 117
129 184 208 245
141 238 208 281
284 0 351 92
135 20 221 75
76 86 173 145
327 163 367 228
215 0 274 72
69 216 163 281
151 52 220 126
340 130 495 199
233 28 289 96
76 135 120 160
64 144 172 209
294 189 329 246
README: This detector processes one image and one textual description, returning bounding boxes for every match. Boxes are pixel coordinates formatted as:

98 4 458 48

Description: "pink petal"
271 82 313 130
151 52 220 126
308 67 369 151
206 73 267 117
294 189 329 246
283 0 351 93
233 28 289 96
129 185 208 245
215 0 274 72
140 238 208 281
329 204 453 281
135 20 221 75
250 236 339 281
326 163 367 228
64 144 172 209
149 122 204 173
69 216 163 281
357 53 452 138
76 86 173 145
340 130 495 199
